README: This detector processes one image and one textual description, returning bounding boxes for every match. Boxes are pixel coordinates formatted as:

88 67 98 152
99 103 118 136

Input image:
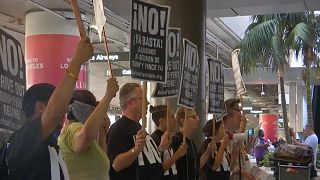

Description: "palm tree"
286 12 320 126
237 13 309 142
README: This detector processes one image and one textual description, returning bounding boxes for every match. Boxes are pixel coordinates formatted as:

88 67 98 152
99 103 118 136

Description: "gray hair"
119 83 140 110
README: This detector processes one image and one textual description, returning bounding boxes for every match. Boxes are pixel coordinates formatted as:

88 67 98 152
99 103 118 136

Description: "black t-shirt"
107 116 164 180
6 119 65 180
151 129 178 180
198 139 230 180
171 132 200 180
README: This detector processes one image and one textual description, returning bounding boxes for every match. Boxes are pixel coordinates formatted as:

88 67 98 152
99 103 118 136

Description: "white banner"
93 0 107 41
231 49 246 96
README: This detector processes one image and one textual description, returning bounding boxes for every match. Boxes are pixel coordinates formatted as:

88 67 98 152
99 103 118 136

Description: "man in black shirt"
107 83 164 180
5 38 93 179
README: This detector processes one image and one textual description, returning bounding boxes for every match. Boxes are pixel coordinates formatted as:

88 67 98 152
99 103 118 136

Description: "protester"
293 124 318 177
254 129 269 166
4 37 93 179
58 79 118 180
224 98 255 180
199 119 231 180
171 107 200 180
150 105 188 180
106 83 163 180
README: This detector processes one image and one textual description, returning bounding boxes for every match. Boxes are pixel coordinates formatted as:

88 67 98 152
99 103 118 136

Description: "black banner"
90 52 129 62
130 0 170 82
178 39 199 108
153 28 180 97
0 27 26 131
208 58 224 114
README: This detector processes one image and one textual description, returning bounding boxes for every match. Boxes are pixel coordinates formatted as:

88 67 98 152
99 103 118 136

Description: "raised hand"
72 37 93 65
158 131 171 151
134 129 146 153
106 77 119 98
175 142 188 158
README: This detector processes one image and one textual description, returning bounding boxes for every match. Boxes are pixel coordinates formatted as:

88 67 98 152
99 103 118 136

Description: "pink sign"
259 114 278 143
25 34 87 89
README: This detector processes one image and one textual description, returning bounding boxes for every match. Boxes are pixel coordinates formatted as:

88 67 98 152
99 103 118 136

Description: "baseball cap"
22 83 56 118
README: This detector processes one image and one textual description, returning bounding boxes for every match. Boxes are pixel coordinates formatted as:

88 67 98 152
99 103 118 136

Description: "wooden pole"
212 114 216 159
166 99 170 135
102 27 113 77
142 81 147 129
70 0 86 38
183 108 187 144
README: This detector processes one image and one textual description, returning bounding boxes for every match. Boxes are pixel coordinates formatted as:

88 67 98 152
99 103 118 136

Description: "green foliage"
260 152 274 167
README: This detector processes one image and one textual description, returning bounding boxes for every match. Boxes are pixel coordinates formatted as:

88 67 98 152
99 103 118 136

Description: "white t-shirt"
304 134 318 165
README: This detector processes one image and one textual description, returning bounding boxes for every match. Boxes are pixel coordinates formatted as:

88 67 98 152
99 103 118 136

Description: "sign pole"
166 99 170 136
102 27 113 77
212 114 216 158
183 108 187 144
142 81 147 129
70 0 86 38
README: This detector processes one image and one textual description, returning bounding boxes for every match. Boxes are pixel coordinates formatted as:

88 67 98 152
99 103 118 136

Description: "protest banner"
153 28 180 97
130 0 170 82
231 49 246 96
208 58 224 114
178 39 199 108
93 0 107 41
0 27 26 131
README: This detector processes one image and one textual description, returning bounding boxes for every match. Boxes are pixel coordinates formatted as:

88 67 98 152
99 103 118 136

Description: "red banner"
259 114 278 143
25 34 87 89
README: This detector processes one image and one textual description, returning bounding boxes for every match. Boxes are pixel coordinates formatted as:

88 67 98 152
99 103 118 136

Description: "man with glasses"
224 98 255 180
107 83 163 180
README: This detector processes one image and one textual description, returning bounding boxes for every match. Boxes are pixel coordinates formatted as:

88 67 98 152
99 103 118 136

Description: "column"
150 0 206 146
296 86 305 132
289 82 296 131
25 11 87 89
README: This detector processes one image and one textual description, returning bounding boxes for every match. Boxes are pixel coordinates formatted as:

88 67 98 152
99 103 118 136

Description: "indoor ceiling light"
261 84 265 96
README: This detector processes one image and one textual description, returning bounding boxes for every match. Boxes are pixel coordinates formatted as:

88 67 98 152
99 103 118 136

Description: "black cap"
22 83 55 118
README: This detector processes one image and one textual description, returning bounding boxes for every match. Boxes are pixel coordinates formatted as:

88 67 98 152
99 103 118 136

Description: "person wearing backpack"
3 37 93 179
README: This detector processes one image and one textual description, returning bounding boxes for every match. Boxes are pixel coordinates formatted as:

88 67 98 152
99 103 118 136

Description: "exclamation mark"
160 11 166 36
132 2 138 30
176 32 180 57
18 45 24 80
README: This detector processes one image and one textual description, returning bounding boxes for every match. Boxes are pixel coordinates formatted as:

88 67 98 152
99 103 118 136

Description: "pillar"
150 0 206 146
296 86 305 132
25 11 87 89
289 82 296 131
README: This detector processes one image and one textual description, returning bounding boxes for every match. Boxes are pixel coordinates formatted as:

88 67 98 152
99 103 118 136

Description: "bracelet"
65 68 78 81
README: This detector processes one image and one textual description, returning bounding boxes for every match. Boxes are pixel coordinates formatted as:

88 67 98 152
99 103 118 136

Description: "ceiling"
0 0 319 110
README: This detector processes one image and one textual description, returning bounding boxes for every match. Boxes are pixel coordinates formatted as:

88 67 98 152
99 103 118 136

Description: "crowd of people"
2 38 318 180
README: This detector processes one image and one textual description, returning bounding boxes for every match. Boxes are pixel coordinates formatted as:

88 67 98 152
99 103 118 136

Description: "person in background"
171 107 200 180
293 124 318 177
106 83 163 180
199 119 231 180
254 129 269 166
150 105 188 180
58 79 118 180
4 37 93 179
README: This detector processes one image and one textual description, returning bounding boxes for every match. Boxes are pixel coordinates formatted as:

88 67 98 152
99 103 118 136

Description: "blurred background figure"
254 129 269 166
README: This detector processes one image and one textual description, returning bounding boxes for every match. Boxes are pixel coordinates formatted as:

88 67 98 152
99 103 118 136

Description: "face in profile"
185 110 200 132
165 110 176 133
